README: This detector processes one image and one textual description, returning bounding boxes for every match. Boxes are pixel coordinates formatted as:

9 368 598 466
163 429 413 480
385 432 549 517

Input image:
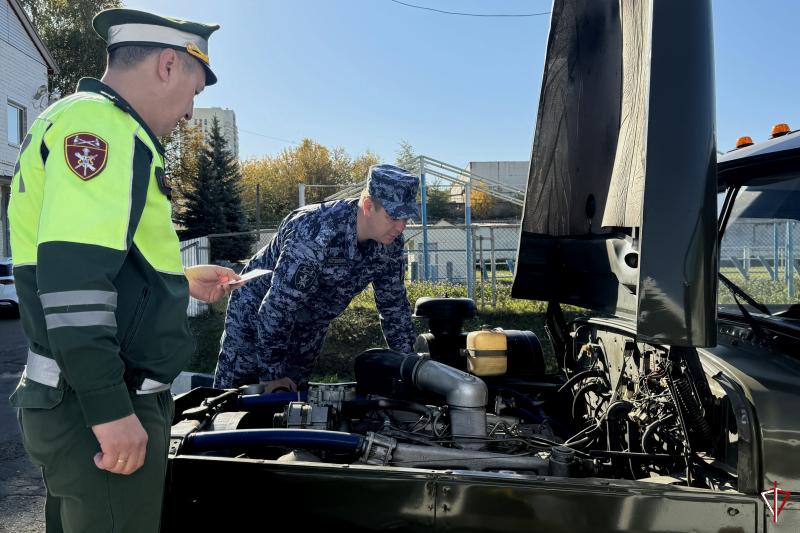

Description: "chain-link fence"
193 218 800 310
720 218 799 303
403 222 519 309
182 209 800 318
180 236 210 317
195 222 521 311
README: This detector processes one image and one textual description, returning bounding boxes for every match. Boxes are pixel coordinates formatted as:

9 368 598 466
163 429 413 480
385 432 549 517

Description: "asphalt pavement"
0 315 45 532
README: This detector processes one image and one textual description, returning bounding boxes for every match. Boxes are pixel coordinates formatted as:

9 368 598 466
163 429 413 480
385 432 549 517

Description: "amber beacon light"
771 123 791 138
735 136 754 149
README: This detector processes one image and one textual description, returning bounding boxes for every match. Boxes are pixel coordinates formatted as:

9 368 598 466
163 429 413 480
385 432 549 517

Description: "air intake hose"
355 349 488 448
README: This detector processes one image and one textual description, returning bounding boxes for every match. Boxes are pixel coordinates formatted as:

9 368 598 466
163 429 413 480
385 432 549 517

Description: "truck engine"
169 297 740 491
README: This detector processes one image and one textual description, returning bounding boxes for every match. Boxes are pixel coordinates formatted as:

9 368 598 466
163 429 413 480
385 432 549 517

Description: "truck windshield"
719 175 800 308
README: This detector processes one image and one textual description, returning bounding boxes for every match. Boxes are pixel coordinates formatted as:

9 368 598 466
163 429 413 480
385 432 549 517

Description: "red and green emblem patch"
64 133 108 180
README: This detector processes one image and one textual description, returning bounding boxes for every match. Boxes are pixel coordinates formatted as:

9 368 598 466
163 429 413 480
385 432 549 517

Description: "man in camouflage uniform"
214 164 419 390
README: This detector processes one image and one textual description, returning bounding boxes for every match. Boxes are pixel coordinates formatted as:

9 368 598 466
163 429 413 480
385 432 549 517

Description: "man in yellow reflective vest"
8 8 240 532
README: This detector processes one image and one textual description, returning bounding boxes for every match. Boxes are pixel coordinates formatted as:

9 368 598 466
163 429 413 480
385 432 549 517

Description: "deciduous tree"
470 188 496 219
20 0 122 99
240 139 382 228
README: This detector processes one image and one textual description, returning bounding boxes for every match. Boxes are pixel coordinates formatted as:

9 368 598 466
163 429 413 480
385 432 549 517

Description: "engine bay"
170 298 742 492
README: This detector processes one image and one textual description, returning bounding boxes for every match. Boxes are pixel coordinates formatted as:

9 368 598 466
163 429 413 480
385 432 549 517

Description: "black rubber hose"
570 381 603 420
558 368 608 394
565 426 602 449
604 401 634 453
641 413 677 453
605 400 635 420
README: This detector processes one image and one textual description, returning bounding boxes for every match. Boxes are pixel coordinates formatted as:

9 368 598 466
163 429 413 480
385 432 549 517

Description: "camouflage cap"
367 164 420 220
93 8 220 85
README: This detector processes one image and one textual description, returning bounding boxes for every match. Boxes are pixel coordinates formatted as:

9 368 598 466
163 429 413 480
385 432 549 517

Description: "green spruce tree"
177 117 253 262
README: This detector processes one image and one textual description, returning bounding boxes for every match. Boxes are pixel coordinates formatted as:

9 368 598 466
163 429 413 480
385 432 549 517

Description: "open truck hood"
511 0 718 347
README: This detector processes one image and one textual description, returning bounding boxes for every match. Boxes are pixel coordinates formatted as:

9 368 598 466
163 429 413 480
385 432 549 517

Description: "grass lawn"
187 281 580 381
718 266 799 305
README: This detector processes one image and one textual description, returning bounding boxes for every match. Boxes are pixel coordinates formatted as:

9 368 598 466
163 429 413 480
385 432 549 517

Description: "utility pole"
255 183 261 231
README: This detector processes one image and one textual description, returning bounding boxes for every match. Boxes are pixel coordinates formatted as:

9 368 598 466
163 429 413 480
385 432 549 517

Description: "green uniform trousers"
19 389 174 533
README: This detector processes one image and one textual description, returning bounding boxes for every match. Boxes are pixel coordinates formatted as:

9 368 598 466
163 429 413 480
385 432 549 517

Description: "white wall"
0 0 50 256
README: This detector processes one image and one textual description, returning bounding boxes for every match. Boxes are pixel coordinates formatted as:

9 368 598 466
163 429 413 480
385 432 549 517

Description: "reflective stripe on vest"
25 349 60 387
24 349 170 395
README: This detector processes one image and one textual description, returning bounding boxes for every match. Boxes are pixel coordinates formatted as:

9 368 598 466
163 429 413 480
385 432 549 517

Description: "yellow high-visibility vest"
9 78 193 426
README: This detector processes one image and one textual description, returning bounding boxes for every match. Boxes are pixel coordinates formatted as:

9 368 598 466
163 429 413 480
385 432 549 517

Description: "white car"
0 257 19 317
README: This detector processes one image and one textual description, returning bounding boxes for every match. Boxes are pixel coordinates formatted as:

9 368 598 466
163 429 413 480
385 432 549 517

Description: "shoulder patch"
292 263 318 291
64 132 108 180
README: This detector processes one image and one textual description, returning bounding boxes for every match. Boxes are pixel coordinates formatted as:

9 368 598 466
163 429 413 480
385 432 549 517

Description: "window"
7 102 25 147
719 175 800 307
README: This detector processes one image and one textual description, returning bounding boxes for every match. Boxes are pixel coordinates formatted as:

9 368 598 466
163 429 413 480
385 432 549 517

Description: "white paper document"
228 268 270 285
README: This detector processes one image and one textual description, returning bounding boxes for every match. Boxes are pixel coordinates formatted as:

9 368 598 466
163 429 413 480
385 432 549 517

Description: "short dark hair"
359 189 383 211
108 45 198 71
108 45 160 69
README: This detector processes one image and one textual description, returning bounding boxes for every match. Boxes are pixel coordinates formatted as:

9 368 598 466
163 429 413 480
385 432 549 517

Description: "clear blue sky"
125 0 800 167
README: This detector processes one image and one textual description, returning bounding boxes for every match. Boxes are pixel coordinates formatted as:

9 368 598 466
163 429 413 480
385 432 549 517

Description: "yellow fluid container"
465 328 508 376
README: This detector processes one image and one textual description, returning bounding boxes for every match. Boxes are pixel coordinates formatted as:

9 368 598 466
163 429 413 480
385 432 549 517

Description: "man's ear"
362 197 373 214
156 48 179 83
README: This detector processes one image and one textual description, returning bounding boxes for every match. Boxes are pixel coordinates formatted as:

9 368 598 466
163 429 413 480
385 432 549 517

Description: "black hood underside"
512 0 718 348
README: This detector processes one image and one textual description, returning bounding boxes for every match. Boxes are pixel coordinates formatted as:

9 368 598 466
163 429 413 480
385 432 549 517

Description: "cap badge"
186 41 209 64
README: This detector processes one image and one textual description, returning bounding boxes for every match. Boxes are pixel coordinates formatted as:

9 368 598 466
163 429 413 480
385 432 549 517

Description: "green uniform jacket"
9 78 194 426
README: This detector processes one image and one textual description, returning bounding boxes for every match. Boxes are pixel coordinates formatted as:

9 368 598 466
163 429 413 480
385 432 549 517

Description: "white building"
404 220 520 283
450 161 528 204
191 107 239 158
467 161 529 190
0 0 57 257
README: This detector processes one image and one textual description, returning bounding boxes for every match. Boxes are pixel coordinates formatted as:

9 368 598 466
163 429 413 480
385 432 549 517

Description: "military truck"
162 1 799 530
